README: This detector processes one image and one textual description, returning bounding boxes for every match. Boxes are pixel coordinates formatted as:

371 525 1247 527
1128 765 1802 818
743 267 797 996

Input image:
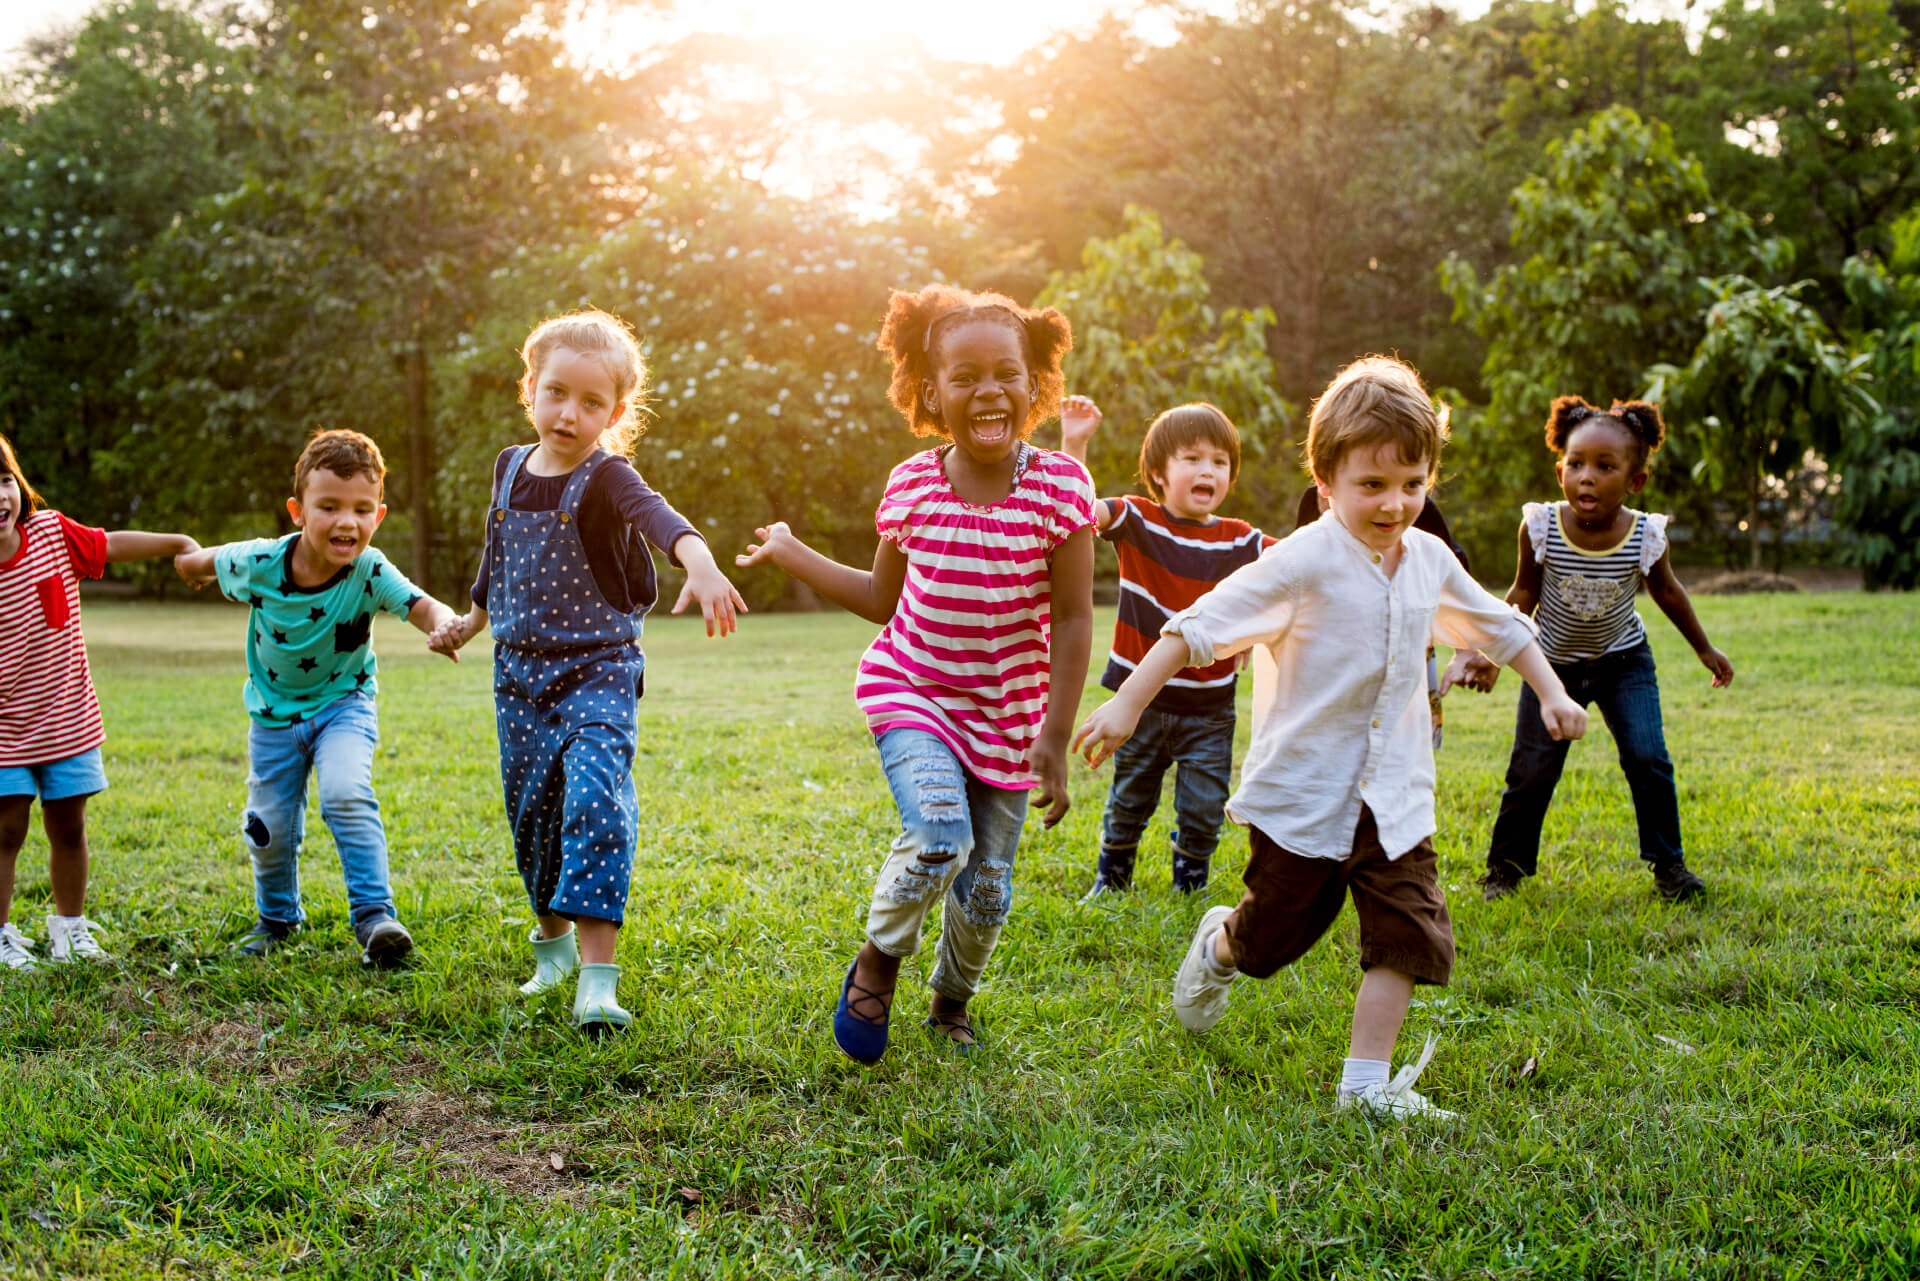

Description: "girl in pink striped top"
737 285 1096 1063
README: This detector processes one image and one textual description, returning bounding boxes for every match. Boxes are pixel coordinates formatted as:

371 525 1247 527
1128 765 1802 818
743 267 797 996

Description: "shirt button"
1360 781 1368 789
1372 554 1381 563
1371 719 1379 728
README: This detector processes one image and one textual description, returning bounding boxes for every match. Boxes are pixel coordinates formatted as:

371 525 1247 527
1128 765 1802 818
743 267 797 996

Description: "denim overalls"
488 446 645 925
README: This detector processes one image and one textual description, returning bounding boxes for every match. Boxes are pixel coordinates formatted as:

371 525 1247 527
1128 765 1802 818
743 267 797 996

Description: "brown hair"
1305 356 1448 483
1546 395 1666 465
876 284 1072 439
1138 403 1240 502
294 429 387 501
520 309 648 456
0 431 44 522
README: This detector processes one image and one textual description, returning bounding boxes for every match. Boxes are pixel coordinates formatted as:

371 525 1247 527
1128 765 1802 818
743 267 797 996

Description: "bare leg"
1348 966 1415 1062
536 912 573 941
41 796 91 918
0 797 31 928
928 992 975 1045
850 938 902 1024
574 917 619 966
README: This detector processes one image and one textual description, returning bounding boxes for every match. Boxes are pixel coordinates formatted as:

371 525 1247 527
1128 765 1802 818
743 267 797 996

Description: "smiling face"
288 466 386 576
1317 440 1432 556
528 346 628 469
0 471 19 554
1557 417 1648 525
1154 440 1235 522
924 319 1033 468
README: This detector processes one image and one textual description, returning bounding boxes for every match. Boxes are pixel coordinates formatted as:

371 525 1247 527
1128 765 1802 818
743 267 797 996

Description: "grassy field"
3 591 1918 1279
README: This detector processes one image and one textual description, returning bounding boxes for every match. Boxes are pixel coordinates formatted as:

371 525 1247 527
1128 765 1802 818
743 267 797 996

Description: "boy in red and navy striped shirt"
1060 398 1274 896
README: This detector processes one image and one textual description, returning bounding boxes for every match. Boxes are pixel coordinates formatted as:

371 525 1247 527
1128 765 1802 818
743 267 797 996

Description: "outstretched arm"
107 530 197 563
1030 527 1094 828
735 522 906 625
406 595 463 662
1445 518 1541 695
1073 635 1189 768
175 545 219 589
1644 552 1732 686
1058 394 1119 532
1505 642 1588 741
668 533 748 638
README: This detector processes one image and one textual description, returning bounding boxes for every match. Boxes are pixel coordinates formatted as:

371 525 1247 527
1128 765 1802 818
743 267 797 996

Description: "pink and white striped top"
0 511 109 767
856 445 1096 790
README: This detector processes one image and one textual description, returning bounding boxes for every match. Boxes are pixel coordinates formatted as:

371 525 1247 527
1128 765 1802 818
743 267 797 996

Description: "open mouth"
969 411 1011 445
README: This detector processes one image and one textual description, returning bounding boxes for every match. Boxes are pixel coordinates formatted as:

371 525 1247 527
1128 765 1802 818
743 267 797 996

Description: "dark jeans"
1486 640 1684 878
1098 704 1235 891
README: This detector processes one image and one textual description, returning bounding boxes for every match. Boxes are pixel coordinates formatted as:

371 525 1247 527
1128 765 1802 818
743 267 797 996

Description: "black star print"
404 594 422 612
271 629 288 645
249 593 264 607
288 711 303 724
308 605 325 621
363 582 374 596
298 656 318 672
354 671 372 688
265 668 278 682
332 613 372 654
254 552 271 563
370 564 382 578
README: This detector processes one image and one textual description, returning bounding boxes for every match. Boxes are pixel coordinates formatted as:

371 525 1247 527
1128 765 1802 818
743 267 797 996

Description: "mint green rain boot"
520 927 578 996
572 963 633 1035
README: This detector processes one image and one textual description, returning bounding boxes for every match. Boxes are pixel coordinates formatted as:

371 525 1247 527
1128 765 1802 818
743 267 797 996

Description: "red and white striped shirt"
0 511 109 766
856 446 1096 790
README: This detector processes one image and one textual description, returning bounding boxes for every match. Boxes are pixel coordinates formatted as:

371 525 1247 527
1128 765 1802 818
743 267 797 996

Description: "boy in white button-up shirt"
1075 357 1587 1119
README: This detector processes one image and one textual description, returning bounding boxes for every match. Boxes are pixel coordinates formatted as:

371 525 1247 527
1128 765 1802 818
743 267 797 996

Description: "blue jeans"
243 692 394 927
1097 705 1235 891
866 729 1029 1001
1485 641 1684 878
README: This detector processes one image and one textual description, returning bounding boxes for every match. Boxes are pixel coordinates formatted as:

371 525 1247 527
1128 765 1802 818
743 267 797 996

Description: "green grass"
3 592 1918 1279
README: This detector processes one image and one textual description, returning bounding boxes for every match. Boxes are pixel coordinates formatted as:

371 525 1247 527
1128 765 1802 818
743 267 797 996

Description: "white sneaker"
1172 905 1236 1032
45 915 110 964
0 922 36 970
1337 1035 1457 1119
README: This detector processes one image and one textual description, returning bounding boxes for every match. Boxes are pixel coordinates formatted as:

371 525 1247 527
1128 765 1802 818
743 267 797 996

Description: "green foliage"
1645 276 1875 569
436 173 944 611
1439 107 1775 572
1034 207 1293 515
1834 212 1920 588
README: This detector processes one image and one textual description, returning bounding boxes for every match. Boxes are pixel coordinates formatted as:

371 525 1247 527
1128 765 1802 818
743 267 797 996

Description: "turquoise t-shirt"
214 535 424 727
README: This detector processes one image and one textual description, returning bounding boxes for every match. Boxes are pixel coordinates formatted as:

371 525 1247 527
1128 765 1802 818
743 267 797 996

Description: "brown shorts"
1220 806 1454 985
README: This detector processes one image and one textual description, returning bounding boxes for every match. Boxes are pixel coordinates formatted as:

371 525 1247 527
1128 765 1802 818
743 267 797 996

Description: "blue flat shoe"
832 958 890 1065
923 1010 978 1055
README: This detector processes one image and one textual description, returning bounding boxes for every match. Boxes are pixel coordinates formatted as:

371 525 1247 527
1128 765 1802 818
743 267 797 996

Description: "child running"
431 310 745 1034
1074 357 1587 1118
736 284 1095 1062
1470 397 1732 903
1059 395 1272 898
177 430 461 968
0 432 198 969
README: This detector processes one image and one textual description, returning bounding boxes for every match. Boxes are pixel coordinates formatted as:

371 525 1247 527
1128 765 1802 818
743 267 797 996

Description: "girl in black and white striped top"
1468 397 1733 903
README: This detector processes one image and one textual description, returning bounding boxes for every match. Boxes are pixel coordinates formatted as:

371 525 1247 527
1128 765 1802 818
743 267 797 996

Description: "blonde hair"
1305 356 1449 484
519 309 648 456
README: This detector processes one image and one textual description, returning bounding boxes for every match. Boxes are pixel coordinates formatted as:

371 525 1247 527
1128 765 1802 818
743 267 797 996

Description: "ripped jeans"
243 692 394 929
867 729 1028 1001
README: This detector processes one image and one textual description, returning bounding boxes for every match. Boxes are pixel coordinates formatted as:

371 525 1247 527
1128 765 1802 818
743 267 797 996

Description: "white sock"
1202 928 1236 981
1340 1057 1390 1096
52 915 85 926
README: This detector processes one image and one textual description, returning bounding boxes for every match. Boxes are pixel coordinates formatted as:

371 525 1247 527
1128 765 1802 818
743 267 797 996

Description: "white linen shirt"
1164 514 1538 860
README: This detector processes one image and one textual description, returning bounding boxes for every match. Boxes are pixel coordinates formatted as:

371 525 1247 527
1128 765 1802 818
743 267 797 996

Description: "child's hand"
428 614 472 657
174 548 215 589
1072 697 1142 769
1537 694 1588 742
1030 741 1072 828
735 522 796 571
1059 395 1102 457
1439 650 1499 695
671 565 748 638
1698 646 1734 687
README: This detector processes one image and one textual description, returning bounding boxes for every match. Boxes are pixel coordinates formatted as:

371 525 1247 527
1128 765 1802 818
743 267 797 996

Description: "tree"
1439 106 1777 570
1032 206 1292 515
1645 276 1875 569
1830 212 1920 588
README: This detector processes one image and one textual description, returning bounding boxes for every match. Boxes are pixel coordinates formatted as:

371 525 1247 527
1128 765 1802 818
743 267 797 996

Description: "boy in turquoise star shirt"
178 430 459 966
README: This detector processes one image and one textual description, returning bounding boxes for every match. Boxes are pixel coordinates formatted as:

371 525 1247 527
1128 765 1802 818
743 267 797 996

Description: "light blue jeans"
243 692 394 928
867 728 1029 1001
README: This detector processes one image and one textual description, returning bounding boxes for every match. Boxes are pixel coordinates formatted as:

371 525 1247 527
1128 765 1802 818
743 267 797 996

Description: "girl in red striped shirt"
736 285 1097 1062
0 433 198 970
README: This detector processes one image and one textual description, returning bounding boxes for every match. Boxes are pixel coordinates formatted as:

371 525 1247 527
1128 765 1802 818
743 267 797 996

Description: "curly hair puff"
1545 395 1666 464
876 284 1072 439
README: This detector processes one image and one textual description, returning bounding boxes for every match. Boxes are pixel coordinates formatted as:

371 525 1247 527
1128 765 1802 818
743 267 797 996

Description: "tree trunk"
408 332 433 594
1748 458 1763 571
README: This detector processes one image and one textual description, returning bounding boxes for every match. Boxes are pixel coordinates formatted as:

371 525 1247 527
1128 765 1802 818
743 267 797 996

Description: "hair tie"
1565 405 1596 424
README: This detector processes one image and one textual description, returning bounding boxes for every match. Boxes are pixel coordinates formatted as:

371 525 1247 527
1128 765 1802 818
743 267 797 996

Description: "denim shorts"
0 747 108 801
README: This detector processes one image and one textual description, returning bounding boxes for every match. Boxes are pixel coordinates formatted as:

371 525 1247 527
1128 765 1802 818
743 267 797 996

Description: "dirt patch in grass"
336 1091 594 1201
1690 570 1803 595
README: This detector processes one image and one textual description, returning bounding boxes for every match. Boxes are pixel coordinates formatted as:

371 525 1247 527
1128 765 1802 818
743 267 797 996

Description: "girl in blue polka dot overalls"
434 310 746 1033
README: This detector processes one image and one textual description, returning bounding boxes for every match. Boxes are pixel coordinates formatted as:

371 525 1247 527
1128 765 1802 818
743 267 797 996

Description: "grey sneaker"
1172 905 1236 1033
355 914 414 969
234 917 297 957
0 922 36 971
